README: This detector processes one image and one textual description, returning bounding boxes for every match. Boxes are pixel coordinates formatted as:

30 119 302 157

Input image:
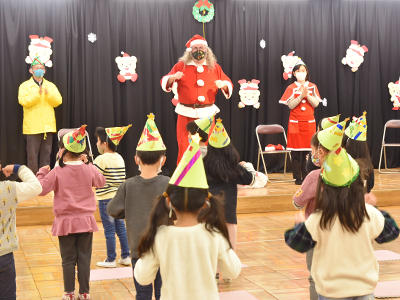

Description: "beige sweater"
305 204 385 298
134 223 241 300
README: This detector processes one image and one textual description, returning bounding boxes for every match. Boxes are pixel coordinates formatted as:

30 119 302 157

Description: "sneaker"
215 273 220 285
118 257 131 266
223 278 233 283
77 293 90 299
295 179 303 185
96 259 116 268
61 293 75 300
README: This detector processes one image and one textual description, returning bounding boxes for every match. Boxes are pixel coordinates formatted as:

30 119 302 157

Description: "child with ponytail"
134 141 241 300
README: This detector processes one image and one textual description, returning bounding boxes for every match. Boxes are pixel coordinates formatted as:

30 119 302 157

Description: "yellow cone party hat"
63 125 87 153
169 142 208 189
318 118 349 150
345 111 367 141
321 114 341 130
105 125 132 146
194 114 215 134
321 144 359 187
208 118 230 148
136 113 166 151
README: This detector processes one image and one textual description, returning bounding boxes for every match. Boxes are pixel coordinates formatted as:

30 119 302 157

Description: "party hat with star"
63 125 87 153
318 118 349 150
136 113 166 151
208 118 230 148
194 114 215 134
321 114 341 130
169 141 208 189
31 56 44 67
321 144 359 187
345 111 367 141
105 125 132 146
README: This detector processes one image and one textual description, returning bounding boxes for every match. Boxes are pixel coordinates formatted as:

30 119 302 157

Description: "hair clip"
207 192 212 199
163 191 169 198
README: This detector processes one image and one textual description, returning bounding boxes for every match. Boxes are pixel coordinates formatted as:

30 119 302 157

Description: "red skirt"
287 119 315 150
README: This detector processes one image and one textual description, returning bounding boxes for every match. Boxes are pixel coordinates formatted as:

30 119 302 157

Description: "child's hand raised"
41 165 51 171
2 165 14 177
294 210 306 224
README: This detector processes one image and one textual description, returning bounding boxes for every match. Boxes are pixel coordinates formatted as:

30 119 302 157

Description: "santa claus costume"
279 60 321 183
160 34 233 164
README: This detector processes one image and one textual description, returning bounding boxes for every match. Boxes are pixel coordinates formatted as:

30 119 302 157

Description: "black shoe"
295 179 303 185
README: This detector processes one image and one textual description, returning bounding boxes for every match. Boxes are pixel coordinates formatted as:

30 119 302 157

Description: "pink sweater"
293 169 320 219
37 163 106 236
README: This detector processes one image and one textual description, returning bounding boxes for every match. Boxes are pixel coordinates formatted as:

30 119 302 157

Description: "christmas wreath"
192 0 214 23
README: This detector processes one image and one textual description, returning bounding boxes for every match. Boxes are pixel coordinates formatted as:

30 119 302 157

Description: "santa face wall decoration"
238 79 261 109
388 78 400 110
25 35 53 67
281 51 299 80
341 40 368 72
115 52 138 83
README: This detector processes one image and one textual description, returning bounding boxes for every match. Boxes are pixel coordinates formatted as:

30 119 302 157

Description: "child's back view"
108 114 168 300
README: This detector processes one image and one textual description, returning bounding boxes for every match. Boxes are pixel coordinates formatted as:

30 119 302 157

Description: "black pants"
26 133 53 174
0 253 16 300
58 232 93 294
132 258 162 300
291 151 308 180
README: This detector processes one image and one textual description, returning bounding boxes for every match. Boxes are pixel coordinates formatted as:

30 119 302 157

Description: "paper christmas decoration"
169 141 208 189
321 115 341 130
192 0 214 23
209 118 230 148
388 78 400 110
342 40 368 72
31 56 44 67
345 111 367 141
105 125 132 146
63 125 87 153
318 119 349 150
281 51 299 80
194 114 215 134
25 35 53 68
260 39 266 49
115 52 138 82
321 144 359 187
238 79 261 109
137 113 166 151
88 33 97 43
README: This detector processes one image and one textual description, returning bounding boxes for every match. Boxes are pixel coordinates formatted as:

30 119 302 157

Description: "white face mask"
137 157 163 174
295 72 307 82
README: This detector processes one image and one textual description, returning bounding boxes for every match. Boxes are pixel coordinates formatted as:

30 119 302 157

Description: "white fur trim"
175 103 220 118
161 75 172 92
288 147 312 151
221 80 233 99
186 48 192 52
198 96 205 102
197 79 204 86
190 40 208 48
197 66 204 73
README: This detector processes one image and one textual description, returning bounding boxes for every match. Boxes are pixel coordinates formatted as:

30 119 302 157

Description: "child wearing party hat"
94 125 132 268
108 113 168 300
203 118 254 282
285 143 399 299
37 125 106 300
134 140 241 300
186 114 215 158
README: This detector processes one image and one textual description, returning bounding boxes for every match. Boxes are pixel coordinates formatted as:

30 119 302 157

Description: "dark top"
367 171 374 193
207 165 253 224
305 151 320 175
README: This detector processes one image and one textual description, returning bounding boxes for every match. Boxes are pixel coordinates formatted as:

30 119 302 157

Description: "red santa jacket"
161 61 232 105
279 81 321 122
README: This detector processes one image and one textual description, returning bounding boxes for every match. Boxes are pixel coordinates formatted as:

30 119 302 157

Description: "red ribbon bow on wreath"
196 0 212 9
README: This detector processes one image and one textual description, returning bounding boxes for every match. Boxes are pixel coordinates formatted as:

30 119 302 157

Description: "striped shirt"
93 152 125 200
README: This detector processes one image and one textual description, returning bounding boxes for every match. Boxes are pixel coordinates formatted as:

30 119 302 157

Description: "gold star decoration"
341 167 350 177
147 113 155 120
216 118 222 123
333 155 344 166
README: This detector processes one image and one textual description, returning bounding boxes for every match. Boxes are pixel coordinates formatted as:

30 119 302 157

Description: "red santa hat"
29 35 53 48
186 34 208 52
121 51 130 57
288 51 295 56
349 40 368 56
238 79 260 91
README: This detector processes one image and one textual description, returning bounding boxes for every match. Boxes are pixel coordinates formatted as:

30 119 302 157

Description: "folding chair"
57 128 94 159
378 119 400 173
255 124 294 182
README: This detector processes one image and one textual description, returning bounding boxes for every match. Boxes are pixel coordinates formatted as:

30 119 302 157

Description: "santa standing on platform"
160 34 233 164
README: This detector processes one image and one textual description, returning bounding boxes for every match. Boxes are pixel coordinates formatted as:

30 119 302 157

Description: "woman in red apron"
279 60 321 184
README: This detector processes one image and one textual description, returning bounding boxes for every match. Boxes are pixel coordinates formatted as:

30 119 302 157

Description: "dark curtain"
1 0 399 178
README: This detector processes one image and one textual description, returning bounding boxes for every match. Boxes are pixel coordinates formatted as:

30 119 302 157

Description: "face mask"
32 69 45 78
192 50 206 61
295 72 307 82
311 152 321 167
97 145 105 155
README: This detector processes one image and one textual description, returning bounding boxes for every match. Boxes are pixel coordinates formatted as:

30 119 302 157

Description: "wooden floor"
14 206 400 299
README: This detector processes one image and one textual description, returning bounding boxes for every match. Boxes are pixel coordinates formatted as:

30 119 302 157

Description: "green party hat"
136 113 166 151
294 58 306 67
194 114 215 134
208 118 230 148
63 125 87 153
169 142 209 189
31 56 44 67
321 114 341 130
105 124 132 146
318 118 349 150
345 111 367 141
321 144 359 187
